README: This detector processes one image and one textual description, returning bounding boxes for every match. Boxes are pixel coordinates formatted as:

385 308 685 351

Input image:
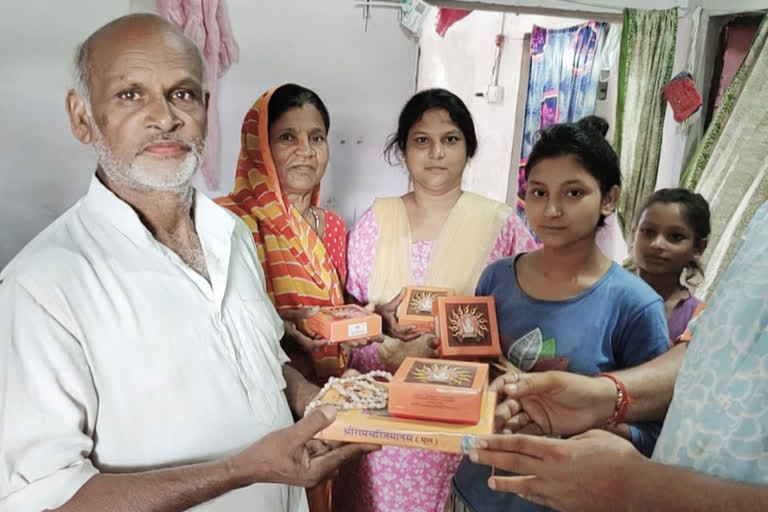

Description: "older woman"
217 84 349 378
335 89 538 512
216 84 347 512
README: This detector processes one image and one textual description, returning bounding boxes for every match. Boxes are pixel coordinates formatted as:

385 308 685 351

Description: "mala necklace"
304 370 392 416
307 206 320 234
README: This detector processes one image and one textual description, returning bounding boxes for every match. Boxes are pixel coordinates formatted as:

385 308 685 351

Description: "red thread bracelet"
598 373 633 424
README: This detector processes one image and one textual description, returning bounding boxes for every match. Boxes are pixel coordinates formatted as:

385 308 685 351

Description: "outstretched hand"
282 307 385 351
377 332 439 368
344 333 385 348
374 289 420 342
491 371 617 436
489 363 542 435
234 406 380 489
281 307 329 352
468 429 647 512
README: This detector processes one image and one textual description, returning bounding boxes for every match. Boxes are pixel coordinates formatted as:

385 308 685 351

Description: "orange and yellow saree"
215 87 345 312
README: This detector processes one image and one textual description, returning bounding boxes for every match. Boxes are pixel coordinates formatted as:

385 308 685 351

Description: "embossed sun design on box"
326 305 370 319
434 296 501 358
389 357 490 424
448 305 490 343
411 291 440 313
397 286 455 333
406 291 444 315
404 361 477 388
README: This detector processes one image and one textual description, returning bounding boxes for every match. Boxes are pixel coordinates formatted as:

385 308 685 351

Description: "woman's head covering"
216 87 343 310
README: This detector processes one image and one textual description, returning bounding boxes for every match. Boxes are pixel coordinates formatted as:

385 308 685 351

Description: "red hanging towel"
663 71 702 123
436 8 471 37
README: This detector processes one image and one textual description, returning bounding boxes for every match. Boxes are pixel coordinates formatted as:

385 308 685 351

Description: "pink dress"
335 206 537 512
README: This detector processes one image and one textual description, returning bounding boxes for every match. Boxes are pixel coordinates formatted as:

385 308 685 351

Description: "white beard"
91 122 204 194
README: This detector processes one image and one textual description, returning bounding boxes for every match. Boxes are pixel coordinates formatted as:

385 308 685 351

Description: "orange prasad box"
432 296 501 359
397 286 455 333
388 357 489 424
313 389 497 454
301 305 382 343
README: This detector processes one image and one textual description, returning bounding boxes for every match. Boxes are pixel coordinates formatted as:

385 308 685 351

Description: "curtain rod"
353 1 402 7
433 1 693 19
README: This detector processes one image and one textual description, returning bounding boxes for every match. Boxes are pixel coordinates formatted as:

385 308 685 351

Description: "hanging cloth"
614 8 678 236
436 8 471 37
156 0 240 190
680 15 768 300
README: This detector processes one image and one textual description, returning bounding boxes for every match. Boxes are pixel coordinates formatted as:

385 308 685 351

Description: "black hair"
268 83 330 133
637 188 711 284
524 116 620 227
577 115 609 137
384 88 477 164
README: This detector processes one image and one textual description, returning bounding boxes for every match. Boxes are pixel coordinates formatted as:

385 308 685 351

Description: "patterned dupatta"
215 88 344 311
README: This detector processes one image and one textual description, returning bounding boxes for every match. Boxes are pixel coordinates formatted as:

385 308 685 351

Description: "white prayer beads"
304 370 392 416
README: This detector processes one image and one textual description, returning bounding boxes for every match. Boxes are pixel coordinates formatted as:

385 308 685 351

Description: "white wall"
417 9 618 202
0 1 417 267
0 1 128 268
202 1 417 223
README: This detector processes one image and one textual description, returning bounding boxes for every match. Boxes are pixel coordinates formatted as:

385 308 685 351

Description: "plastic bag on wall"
401 0 430 35
663 71 703 123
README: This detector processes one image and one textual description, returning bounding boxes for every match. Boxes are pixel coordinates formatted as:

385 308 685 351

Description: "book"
313 389 497 454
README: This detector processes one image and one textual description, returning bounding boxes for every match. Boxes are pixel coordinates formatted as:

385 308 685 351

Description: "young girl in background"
631 188 710 344
446 117 671 512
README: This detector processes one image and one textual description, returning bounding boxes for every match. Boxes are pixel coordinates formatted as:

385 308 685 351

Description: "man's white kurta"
0 176 308 512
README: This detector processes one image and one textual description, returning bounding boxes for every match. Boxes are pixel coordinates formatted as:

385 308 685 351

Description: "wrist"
224 451 264 488
281 322 297 344
598 373 633 425
618 450 658 505
297 384 321 418
593 374 621 427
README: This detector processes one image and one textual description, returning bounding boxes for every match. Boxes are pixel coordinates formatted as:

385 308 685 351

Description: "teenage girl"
445 117 671 512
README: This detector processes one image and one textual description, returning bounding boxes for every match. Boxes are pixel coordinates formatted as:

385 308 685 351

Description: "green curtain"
615 8 677 237
679 15 768 300
681 15 768 189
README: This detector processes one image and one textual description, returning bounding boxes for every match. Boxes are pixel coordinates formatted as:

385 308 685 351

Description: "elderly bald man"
0 14 373 512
